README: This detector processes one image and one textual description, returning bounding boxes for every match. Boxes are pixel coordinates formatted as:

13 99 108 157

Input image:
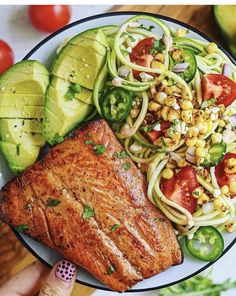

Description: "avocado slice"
0 118 43 133
214 6 236 57
79 28 109 48
44 77 93 145
0 141 40 173
0 106 44 118
0 60 49 173
0 60 49 94
0 93 44 107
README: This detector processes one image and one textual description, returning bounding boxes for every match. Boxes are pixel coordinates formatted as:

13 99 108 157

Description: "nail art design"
56 260 76 283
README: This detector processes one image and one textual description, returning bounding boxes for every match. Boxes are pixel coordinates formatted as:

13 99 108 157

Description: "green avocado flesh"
214 5 236 57
0 60 49 173
44 28 108 145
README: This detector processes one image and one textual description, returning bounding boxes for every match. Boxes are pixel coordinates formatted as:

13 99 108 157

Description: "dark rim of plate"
12 10 236 293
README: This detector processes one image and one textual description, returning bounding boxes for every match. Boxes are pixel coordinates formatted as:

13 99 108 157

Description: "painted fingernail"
55 260 76 283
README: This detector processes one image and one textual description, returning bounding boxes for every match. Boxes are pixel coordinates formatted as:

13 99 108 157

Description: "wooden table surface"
0 5 222 296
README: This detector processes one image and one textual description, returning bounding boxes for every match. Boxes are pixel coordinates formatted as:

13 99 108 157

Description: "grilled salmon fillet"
0 119 182 291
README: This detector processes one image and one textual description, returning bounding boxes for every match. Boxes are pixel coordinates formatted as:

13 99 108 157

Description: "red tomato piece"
202 74 236 107
28 5 71 33
130 37 155 80
215 152 236 197
160 166 199 214
0 40 14 75
147 120 170 142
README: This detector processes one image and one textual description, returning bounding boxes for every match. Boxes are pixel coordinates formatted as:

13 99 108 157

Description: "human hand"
0 259 77 296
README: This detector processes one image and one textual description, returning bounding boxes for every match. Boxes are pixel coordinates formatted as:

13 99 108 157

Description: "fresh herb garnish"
154 217 165 223
16 143 21 156
65 89 75 100
70 83 81 93
47 198 61 207
150 39 165 55
84 139 94 145
52 133 64 145
169 119 179 138
140 24 155 31
125 32 135 42
161 137 168 148
93 144 106 155
141 121 161 133
111 224 120 232
116 150 129 159
122 162 131 170
82 205 94 219
107 264 116 275
159 273 236 296
15 224 28 232
65 83 82 100
200 98 217 109
121 49 130 56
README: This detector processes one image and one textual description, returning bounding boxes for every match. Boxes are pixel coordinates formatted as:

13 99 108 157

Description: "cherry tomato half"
160 166 199 214
147 120 170 143
28 5 71 33
202 74 236 107
0 40 14 75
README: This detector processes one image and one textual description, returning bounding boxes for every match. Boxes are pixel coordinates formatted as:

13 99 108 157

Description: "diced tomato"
160 166 199 214
130 37 155 80
215 153 236 197
147 120 170 142
202 74 236 107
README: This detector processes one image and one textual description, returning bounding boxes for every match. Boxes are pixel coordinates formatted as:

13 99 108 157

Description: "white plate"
2 11 236 292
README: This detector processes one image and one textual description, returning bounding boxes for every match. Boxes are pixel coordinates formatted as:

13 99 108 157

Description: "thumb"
39 259 77 296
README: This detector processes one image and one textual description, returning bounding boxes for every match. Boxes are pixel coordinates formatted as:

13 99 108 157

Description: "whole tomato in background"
28 5 71 33
0 40 14 75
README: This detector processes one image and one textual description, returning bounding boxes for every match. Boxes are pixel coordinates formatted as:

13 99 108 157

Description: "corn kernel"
161 106 169 121
180 100 193 110
154 92 167 105
198 122 208 134
213 198 223 210
221 185 229 195
186 137 197 147
181 110 193 123
188 127 199 138
176 28 188 37
225 222 236 233
196 147 207 158
177 159 187 168
211 132 223 144
206 119 213 133
225 158 236 174
172 49 183 62
151 60 165 69
206 42 218 54
149 101 160 112
198 193 210 205
162 168 174 179
218 119 226 128
168 110 180 122
195 139 206 148
154 53 164 63
165 96 176 107
229 181 236 193
192 187 204 198
181 88 190 100
130 108 140 118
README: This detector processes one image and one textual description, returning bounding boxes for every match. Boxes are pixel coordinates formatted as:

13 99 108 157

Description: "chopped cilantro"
169 119 179 138
116 150 129 159
154 217 165 223
122 162 131 170
150 39 165 55
161 137 168 148
70 83 81 93
15 224 28 232
107 264 116 275
65 89 75 100
140 24 155 31
84 139 93 145
82 205 94 219
16 143 21 156
111 224 120 232
47 198 61 207
93 144 106 155
121 49 130 56
52 133 64 145
200 98 217 109
125 32 135 42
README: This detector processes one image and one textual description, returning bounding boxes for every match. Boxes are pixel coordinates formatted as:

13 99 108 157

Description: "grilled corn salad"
82 15 236 261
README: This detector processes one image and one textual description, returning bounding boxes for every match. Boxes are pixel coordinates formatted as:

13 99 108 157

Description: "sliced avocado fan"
44 28 108 145
0 60 49 174
214 5 236 58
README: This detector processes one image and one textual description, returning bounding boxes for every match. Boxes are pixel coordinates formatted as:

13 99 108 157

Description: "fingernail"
55 260 76 283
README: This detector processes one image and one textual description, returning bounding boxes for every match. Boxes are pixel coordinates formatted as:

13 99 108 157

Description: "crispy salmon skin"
0 119 182 292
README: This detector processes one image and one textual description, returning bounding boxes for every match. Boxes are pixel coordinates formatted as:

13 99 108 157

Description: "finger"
39 259 77 296
0 261 49 296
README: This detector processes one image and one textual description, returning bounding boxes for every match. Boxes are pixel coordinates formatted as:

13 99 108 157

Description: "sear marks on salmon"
0 119 182 292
